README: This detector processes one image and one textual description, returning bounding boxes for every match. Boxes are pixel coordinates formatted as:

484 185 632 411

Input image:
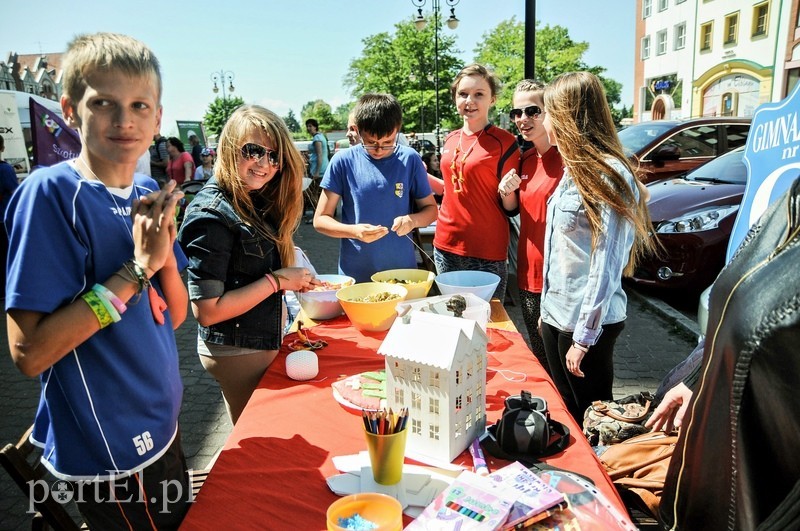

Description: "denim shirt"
177 178 283 350
540 159 637 346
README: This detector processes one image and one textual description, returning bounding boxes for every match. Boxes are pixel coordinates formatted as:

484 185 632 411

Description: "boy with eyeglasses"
313 93 438 282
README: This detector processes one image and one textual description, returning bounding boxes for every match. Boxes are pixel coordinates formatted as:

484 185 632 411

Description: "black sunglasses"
509 105 543 120
240 143 279 167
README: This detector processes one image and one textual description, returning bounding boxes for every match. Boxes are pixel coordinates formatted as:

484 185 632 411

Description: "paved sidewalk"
0 221 698 530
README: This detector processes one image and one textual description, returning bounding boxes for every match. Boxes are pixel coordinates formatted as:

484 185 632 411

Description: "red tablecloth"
180 317 630 530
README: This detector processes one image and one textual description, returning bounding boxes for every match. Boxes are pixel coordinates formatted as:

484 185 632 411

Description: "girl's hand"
273 267 318 292
645 382 692 433
353 224 389 243
498 168 521 197
566 345 586 378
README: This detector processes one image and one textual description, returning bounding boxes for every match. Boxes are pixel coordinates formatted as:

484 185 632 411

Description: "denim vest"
178 179 283 350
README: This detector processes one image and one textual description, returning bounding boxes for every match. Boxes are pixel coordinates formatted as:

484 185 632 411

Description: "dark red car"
630 147 747 293
618 117 751 183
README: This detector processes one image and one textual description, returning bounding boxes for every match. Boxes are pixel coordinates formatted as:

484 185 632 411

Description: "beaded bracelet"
82 291 117 328
264 272 279 294
92 283 127 314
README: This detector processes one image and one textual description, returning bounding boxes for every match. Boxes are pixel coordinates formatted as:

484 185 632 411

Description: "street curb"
627 288 701 339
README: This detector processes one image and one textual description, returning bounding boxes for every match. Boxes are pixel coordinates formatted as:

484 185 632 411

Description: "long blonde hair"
543 72 655 275
215 105 305 267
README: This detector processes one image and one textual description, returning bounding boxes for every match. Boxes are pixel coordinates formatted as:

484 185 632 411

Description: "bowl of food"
297 274 355 320
326 492 403 531
434 270 501 302
370 269 435 300
336 282 408 332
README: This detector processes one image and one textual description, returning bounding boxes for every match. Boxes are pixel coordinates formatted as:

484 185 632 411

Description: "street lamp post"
210 69 236 121
411 0 459 154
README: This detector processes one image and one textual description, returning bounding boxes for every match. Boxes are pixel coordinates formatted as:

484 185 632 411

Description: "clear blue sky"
2 0 634 136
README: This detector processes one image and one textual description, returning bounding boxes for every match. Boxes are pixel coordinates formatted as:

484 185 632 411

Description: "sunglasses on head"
509 105 543 120
240 143 279 167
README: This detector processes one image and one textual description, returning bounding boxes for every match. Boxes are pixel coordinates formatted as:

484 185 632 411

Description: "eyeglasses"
362 143 397 153
240 143 279 167
509 105 543 120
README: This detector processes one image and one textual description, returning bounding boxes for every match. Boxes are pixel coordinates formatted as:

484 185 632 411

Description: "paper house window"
379 309 489 463
412 392 421 410
395 388 404 404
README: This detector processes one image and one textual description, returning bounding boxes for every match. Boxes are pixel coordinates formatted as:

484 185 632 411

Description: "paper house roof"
377 310 488 370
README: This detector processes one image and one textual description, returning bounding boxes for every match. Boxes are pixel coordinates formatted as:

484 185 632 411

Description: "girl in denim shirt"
539 72 656 421
179 105 319 424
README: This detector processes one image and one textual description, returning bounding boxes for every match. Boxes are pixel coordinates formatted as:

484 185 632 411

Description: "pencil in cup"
362 408 409 485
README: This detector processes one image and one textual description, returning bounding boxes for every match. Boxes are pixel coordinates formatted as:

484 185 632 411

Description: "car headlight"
656 205 739 233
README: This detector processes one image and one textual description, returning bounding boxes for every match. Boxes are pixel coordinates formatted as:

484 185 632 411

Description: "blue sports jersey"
5 162 187 480
321 145 432 282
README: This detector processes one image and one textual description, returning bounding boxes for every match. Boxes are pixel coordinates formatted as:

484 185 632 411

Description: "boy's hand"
353 224 388 243
390 215 415 237
132 180 184 274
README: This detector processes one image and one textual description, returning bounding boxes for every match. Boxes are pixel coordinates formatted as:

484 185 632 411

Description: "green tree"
203 96 245 138
473 17 627 126
344 17 463 134
334 103 355 129
283 109 301 133
300 99 339 134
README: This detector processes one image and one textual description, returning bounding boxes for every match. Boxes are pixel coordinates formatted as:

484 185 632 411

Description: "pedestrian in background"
5 32 189 528
194 147 215 181
432 63 520 302
497 79 563 373
149 132 169 186
539 71 655 421
313 93 437 282
189 133 203 167
166 136 194 185
178 104 318 425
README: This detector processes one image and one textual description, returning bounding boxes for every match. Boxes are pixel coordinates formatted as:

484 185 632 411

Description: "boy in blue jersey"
5 33 190 529
313 93 438 282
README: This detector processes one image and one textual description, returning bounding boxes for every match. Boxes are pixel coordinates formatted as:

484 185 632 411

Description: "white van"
0 90 63 179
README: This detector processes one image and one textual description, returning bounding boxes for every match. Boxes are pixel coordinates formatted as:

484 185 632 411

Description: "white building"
634 0 800 121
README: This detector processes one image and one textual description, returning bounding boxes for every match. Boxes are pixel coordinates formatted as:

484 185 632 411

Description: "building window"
700 22 713 51
429 397 439 415
412 367 421 383
394 388 404 404
643 0 652 18
428 370 439 388
642 35 651 59
752 2 769 37
412 391 421 410
455 395 462 412
657 30 668 55
412 418 421 435
429 423 439 441
675 23 687 49
658 0 668 11
724 12 739 44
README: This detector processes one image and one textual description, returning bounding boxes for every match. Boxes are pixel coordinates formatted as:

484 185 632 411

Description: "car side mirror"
651 144 681 161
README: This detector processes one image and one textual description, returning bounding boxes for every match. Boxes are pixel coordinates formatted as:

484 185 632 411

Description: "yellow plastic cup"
326 492 403 531
364 428 408 485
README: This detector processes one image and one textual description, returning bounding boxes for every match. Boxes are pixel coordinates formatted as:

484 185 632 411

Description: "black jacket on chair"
659 177 800 530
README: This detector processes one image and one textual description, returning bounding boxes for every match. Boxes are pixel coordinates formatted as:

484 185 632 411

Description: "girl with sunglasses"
178 105 319 425
433 64 520 302
497 80 564 374
538 72 655 421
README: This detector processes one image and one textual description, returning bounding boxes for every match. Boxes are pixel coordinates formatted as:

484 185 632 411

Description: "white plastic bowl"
434 270 501 302
297 274 355 320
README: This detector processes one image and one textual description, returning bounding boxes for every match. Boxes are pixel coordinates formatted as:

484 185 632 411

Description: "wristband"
270 272 283 292
572 342 590 353
93 283 127 314
82 291 116 328
265 272 279 293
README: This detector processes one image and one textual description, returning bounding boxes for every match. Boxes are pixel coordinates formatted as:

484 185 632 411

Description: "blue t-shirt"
309 132 329 177
5 162 187 480
321 145 432 282
0 160 18 217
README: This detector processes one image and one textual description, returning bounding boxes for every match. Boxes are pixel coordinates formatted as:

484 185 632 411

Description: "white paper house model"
378 310 488 463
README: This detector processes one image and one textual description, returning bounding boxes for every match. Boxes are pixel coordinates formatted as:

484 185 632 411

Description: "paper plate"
332 372 387 412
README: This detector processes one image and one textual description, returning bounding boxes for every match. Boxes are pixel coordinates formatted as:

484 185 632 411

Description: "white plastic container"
395 292 491 331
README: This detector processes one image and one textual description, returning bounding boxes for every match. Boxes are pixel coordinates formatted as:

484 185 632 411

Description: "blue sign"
726 83 800 262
